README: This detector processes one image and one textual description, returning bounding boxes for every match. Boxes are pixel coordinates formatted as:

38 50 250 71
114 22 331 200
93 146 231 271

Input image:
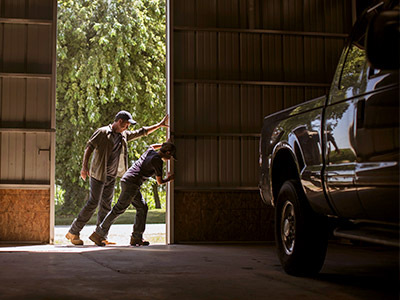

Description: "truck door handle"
357 99 365 129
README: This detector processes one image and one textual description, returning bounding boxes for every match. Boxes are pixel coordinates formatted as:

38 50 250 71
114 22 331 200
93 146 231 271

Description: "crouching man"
89 141 176 246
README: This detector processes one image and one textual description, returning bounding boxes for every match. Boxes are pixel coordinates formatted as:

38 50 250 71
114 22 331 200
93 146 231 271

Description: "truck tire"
275 180 328 276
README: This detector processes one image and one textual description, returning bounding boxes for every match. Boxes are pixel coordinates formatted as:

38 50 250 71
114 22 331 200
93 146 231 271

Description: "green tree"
56 0 166 214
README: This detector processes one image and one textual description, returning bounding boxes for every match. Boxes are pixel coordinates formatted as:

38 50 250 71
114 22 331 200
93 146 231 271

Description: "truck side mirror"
366 9 399 70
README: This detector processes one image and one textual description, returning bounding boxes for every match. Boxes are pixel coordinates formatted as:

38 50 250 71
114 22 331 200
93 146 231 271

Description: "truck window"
338 3 384 91
339 19 368 91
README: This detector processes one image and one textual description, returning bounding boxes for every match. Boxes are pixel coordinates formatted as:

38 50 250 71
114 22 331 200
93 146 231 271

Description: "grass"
55 208 165 225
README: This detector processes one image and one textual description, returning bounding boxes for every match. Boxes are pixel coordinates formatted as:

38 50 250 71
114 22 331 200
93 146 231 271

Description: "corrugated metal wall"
0 0 56 243
169 0 353 242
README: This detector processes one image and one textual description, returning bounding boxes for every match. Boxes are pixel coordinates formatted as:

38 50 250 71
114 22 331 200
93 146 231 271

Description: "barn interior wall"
171 0 354 242
174 191 274 242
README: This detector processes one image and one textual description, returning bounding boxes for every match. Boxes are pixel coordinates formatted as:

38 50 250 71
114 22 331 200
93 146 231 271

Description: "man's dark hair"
160 142 177 160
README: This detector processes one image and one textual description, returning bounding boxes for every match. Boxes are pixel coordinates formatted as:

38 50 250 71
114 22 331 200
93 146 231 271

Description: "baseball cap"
160 141 177 160
115 110 137 125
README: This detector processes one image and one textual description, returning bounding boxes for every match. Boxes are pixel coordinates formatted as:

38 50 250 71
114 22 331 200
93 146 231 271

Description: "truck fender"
270 142 302 206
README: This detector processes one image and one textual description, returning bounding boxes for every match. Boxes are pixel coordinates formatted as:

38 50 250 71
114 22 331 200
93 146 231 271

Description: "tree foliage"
56 0 166 214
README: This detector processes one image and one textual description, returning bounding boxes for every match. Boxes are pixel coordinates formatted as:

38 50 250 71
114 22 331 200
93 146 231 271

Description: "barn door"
0 0 56 243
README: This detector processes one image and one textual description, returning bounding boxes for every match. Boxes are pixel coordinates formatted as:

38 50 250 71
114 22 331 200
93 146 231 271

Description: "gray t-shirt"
106 131 122 177
122 148 163 186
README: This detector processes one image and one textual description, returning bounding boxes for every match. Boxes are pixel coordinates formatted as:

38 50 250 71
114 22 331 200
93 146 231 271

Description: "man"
89 141 176 246
65 111 168 245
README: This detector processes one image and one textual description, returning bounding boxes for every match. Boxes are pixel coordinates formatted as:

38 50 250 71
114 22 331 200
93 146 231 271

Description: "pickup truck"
258 1 399 276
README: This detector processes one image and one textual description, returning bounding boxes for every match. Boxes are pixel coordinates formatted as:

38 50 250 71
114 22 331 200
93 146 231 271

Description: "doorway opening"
54 0 168 246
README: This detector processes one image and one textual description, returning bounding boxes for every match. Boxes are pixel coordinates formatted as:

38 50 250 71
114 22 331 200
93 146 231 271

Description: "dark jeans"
69 176 116 235
96 181 148 239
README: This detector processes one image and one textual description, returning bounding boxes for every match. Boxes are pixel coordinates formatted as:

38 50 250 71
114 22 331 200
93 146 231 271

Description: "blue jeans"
69 176 116 235
96 181 148 239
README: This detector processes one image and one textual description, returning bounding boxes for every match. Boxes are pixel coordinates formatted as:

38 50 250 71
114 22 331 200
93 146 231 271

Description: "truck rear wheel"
275 180 328 276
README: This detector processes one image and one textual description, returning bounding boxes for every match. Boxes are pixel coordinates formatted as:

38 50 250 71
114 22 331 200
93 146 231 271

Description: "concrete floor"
0 239 398 300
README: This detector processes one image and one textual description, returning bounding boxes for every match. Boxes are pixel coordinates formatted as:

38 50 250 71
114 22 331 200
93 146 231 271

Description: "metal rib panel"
175 136 260 188
174 83 196 133
173 0 196 27
0 0 54 20
196 0 217 28
0 132 24 181
2 24 26 73
282 35 304 82
1 23 52 74
240 85 262 132
304 0 325 32
324 0 353 33
174 31 196 79
28 0 53 20
262 86 284 116
0 24 2 72
218 32 240 80
174 83 330 137
240 137 259 186
175 29 346 83
283 86 307 108
1 78 51 127
175 138 197 186
0 132 50 183
220 136 241 186
217 0 240 28
282 0 304 31
196 31 217 79
27 25 52 74
261 0 281 30
1 78 26 127
240 33 261 81
218 84 240 133
1 0 25 18
196 83 218 132
304 36 325 83
26 78 51 127
173 0 352 33
196 137 219 186
261 34 283 81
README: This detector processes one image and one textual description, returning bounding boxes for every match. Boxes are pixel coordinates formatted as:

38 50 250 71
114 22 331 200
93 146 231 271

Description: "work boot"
89 232 106 246
130 237 150 246
65 232 83 245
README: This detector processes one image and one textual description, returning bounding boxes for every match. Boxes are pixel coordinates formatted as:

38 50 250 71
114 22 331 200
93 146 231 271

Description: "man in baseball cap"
114 110 137 125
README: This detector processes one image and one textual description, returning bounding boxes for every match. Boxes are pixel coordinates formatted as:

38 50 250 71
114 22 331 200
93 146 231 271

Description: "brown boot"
89 232 106 246
130 237 150 246
65 232 83 245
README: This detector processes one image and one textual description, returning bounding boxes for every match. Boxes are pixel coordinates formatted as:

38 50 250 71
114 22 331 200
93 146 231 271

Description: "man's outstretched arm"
144 114 169 135
156 172 174 185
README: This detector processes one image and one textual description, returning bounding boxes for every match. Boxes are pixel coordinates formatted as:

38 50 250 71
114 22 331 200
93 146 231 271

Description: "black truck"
258 1 399 276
